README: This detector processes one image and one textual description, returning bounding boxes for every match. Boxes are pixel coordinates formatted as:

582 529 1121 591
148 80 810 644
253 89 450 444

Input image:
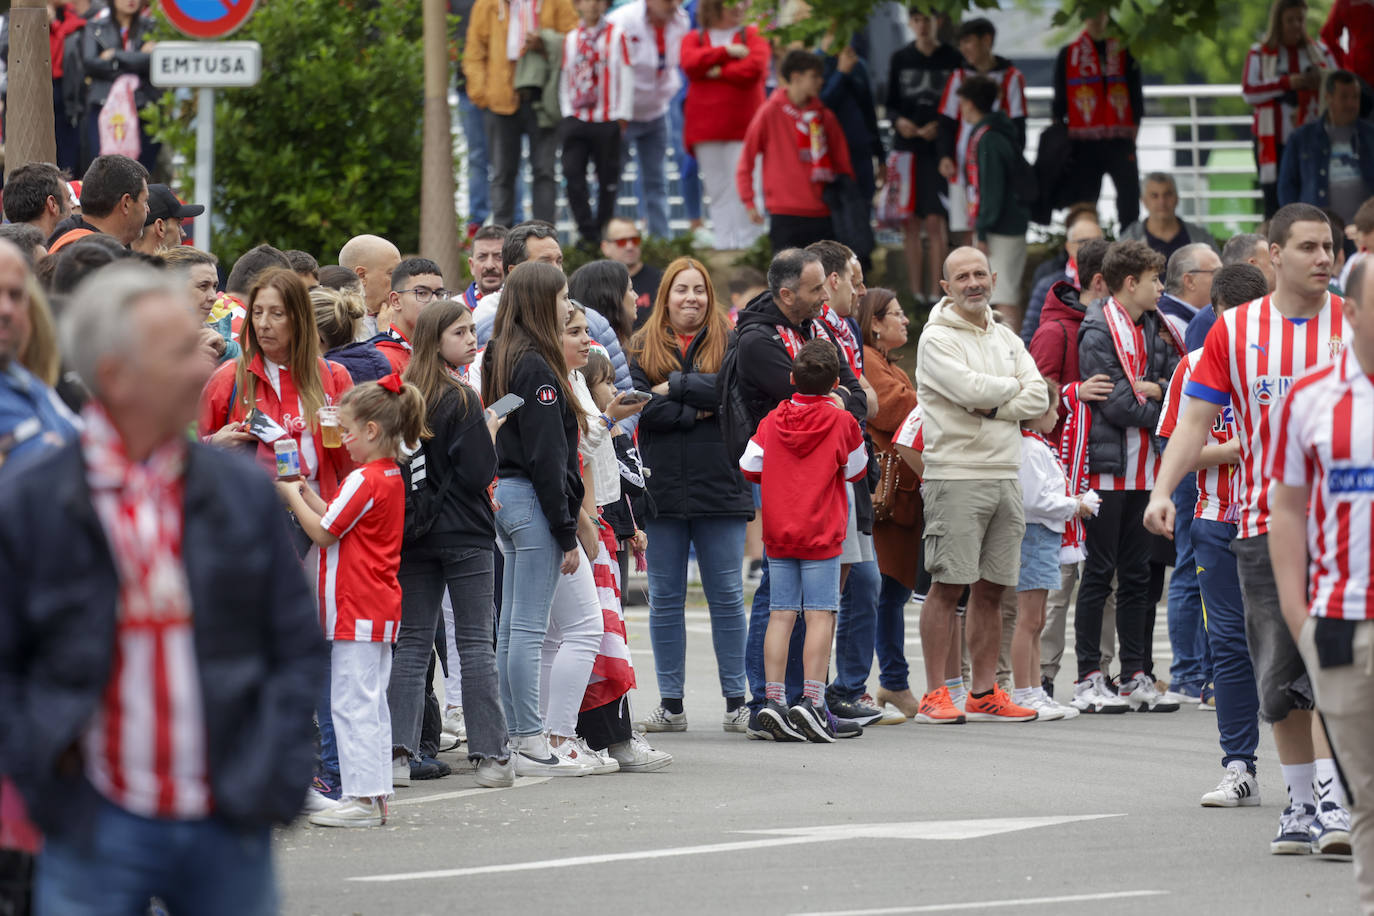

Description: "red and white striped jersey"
1269 348 1374 620
559 21 635 124
894 404 923 451
1186 293 1346 539
1241 41 1337 145
937 62 1026 167
319 459 405 642
1088 426 1156 492
1158 349 1237 523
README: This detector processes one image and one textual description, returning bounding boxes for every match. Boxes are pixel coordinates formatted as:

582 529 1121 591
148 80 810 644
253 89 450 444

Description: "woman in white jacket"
1014 384 1098 721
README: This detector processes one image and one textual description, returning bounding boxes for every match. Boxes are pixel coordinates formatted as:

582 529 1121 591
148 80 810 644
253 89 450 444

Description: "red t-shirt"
318 459 405 641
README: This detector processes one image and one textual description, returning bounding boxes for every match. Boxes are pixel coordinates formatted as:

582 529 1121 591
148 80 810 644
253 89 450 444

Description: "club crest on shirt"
1330 336 1344 359
536 385 558 405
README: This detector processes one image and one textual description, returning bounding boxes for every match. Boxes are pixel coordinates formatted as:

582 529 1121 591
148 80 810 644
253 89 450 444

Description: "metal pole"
195 87 215 253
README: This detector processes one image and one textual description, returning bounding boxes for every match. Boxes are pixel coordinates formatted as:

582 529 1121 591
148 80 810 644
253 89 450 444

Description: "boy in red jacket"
739 339 868 742
737 49 854 254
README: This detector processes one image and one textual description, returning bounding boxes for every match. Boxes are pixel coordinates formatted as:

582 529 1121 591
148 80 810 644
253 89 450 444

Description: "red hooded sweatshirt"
739 393 867 560
735 88 853 219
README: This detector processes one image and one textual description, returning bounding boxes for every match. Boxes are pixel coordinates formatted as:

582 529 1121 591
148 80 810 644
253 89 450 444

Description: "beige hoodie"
915 299 1049 480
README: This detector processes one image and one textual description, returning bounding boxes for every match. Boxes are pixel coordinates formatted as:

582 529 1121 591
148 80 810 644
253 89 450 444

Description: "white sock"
1035 687 1054 704
1282 762 1317 809
1012 686 1036 705
1314 758 1347 807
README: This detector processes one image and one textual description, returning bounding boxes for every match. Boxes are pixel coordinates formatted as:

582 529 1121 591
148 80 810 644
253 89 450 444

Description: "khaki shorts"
921 478 1025 587
986 234 1028 308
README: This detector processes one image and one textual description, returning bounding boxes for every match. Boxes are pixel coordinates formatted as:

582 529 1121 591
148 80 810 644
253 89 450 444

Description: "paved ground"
277 587 1360 915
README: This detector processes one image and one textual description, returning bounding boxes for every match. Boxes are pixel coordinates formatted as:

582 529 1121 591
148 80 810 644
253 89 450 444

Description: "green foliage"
730 233 774 275
558 232 710 278
147 0 425 266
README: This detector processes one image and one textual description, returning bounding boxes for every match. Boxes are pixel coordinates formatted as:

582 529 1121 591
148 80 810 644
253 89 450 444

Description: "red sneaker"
914 686 966 724
964 685 1038 722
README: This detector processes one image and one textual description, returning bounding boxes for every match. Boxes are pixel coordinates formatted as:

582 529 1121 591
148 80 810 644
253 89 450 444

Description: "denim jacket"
1278 116 1374 210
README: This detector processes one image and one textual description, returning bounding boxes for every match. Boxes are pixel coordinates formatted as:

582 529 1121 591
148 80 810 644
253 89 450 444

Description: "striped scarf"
1056 381 1091 560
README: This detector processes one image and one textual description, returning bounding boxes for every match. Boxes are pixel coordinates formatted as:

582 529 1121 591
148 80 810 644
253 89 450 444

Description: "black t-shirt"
1144 224 1191 264
886 42 964 153
631 263 664 329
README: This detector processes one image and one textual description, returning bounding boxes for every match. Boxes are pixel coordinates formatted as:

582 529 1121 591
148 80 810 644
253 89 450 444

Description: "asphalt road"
276 588 1360 916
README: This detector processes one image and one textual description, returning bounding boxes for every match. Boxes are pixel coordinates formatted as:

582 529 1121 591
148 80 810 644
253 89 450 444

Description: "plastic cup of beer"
318 406 342 449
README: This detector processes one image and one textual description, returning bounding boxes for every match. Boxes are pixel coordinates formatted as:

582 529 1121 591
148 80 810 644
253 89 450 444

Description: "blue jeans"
829 559 880 702
494 478 563 737
1193 518 1260 771
317 650 339 782
768 554 842 611
645 516 748 700
668 90 701 223
1168 475 1211 689
458 90 491 225
35 799 275 916
874 574 913 692
622 114 671 238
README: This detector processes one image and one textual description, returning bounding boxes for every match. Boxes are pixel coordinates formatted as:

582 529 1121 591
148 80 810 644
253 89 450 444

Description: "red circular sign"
161 0 258 39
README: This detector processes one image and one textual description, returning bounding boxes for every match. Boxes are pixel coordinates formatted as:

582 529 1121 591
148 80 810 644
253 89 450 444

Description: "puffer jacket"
1076 300 1182 476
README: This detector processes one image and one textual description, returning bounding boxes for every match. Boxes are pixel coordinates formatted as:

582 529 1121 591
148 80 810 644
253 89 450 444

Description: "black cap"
145 184 205 226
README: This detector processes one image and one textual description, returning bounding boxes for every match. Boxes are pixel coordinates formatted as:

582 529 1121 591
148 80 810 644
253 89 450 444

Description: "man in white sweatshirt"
914 246 1048 724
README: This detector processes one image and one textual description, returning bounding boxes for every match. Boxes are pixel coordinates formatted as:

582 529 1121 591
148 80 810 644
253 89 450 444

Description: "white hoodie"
915 299 1048 480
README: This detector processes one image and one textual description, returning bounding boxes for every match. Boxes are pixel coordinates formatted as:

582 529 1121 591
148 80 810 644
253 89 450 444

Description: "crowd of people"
1 0 1374 912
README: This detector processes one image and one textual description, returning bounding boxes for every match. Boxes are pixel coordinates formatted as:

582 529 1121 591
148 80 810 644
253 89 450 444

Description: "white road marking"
398 776 550 806
790 889 1168 915
349 814 1124 884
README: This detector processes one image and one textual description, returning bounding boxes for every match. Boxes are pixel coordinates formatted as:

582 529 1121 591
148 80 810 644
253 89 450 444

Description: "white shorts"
986 233 1028 308
945 177 969 233
838 484 876 565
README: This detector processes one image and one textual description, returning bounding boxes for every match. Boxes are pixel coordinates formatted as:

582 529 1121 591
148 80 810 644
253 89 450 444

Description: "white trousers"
331 640 393 800
539 553 604 737
440 587 463 708
697 141 764 251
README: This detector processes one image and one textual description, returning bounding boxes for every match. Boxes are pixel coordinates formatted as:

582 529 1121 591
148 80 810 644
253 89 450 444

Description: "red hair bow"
378 372 404 394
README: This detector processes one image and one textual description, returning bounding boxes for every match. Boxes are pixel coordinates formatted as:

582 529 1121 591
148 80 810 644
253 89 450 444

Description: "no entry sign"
162 0 258 39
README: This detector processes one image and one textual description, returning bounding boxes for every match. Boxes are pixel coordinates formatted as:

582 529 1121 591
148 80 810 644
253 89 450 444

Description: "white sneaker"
392 756 412 787
1071 671 1130 714
722 706 750 733
1200 761 1260 808
302 790 339 814
637 706 687 732
441 706 467 750
1025 691 1066 721
571 737 621 775
474 756 515 788
308 796 387 828
1118 672 1180 712
607 732 673 773
1035 688 1079 719
512 733 590 777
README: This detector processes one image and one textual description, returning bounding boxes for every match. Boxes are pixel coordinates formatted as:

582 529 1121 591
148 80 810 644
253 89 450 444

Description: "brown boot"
876 687 920 719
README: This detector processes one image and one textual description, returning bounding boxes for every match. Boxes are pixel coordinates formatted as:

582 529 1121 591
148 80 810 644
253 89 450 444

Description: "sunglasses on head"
610 236 642 248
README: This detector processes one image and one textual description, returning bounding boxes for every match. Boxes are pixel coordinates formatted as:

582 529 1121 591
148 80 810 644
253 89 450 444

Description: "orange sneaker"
914 686 966 724
964 685 1038 722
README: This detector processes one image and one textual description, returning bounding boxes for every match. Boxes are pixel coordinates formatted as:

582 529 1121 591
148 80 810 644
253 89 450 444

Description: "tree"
421 0 462 286
149 0 424 266
4 0 55 179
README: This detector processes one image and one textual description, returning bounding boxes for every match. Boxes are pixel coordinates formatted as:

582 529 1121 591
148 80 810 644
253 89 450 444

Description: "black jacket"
325 341 391 384
629 333 753 521
0 442 325 838
81 9 160 110
410 385 497 550
733 290 867 433
491 350 583 552
1077 302 1181 476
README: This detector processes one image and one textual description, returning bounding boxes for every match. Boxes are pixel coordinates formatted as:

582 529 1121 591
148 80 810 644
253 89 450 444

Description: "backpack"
401 442 452 546
717 328 755 464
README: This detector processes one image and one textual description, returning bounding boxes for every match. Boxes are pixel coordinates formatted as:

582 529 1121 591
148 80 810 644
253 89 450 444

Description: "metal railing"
453 83 1265 242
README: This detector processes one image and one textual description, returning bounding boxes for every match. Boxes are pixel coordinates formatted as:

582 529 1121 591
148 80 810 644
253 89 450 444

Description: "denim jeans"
486 105 557 226
622 114 671 238
317 649 339 782
668 90 701 223
746 555 805 712
458 90 491 225
874 574 913 691
494 478 563 737
1168 474 1211 690
645 516 748 700
1193 518 1260 770
829 559 880 702
35 799 274 916
396 544 508 761
768 554 842 611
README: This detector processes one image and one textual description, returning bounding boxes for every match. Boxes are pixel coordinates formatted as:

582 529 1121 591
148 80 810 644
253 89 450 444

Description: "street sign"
162 0 258 39
151 41 261 88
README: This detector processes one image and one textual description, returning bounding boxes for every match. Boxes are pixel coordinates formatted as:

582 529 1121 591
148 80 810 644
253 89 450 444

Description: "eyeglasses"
398 286 450 304
1185 269 1218 276
609 236 642 248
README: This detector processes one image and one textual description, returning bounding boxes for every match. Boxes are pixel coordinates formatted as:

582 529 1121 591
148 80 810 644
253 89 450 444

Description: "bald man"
0 240 80 472
913 246 1049 724
339 235 402 337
